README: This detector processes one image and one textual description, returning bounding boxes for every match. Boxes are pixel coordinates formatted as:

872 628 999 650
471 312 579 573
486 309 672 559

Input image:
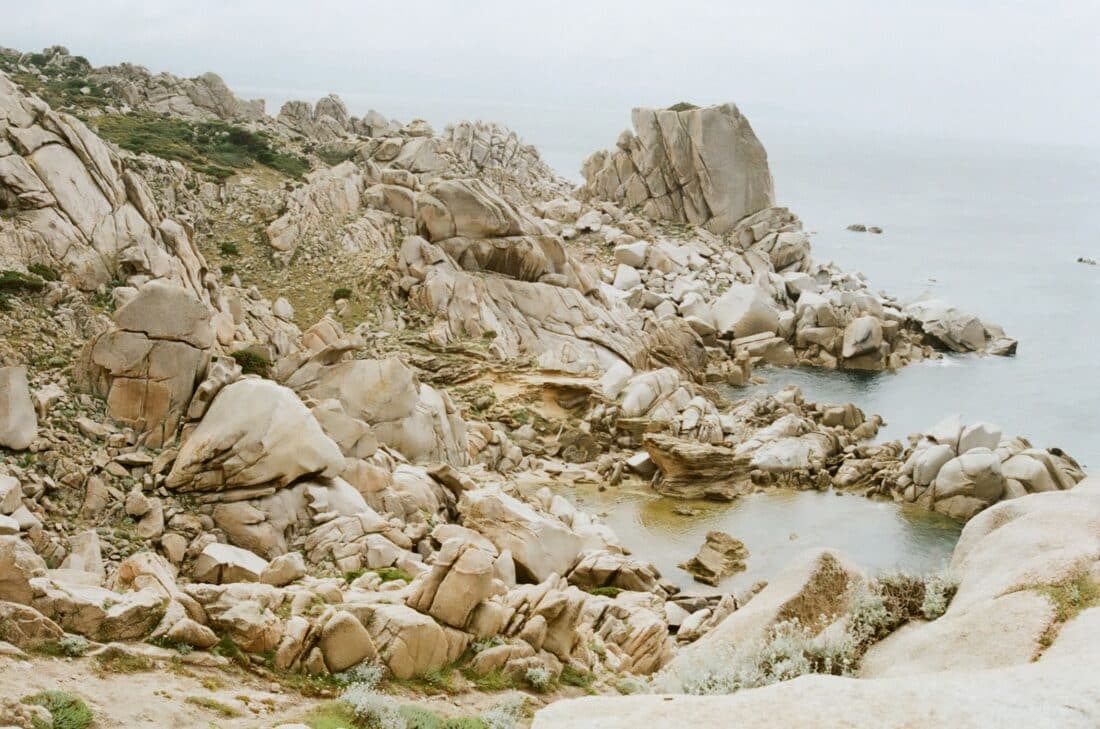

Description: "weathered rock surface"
0 366 36 449
166 378 344 496
79 280 212 446
678 531 748 586
0 72 209 295
582 103 775 233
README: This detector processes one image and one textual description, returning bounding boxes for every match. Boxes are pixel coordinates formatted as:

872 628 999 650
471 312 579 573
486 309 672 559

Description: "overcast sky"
7 0 1099 171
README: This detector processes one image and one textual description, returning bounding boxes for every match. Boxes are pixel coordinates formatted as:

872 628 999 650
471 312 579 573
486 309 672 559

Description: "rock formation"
582 103 775 233
0 44 1089 728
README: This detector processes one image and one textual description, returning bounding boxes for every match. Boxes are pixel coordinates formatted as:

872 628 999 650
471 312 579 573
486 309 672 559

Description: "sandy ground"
0 654 546 728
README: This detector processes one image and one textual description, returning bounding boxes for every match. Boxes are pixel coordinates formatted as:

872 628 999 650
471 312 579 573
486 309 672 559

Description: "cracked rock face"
582 103 775 233
0 72 209 297
78 280 213 446
165 377 345 495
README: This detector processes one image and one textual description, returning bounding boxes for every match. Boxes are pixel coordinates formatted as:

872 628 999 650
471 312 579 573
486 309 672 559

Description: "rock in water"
581 103 775 233
0 367 37 450
678 531 749 586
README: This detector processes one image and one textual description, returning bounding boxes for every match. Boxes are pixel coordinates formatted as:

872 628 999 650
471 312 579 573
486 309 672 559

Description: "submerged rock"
678 531 748 586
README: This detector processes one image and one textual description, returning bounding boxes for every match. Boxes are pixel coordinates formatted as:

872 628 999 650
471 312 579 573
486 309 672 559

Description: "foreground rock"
537 480 1100 728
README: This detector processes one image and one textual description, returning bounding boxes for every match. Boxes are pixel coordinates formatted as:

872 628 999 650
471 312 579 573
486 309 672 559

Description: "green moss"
230 349 272 377
24 690 94 729
184 695 242 718
301 702 359 729
93 112 309 179
585 586 622 599
1031 573 1100 650
441 719 489 729
93 651 154 673
373 566 413 584
667 101 699 112
560 664 594 690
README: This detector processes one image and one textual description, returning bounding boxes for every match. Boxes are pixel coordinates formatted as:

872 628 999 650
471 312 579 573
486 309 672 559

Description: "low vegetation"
1030 571 1100 651
184 695 242 718
92 111 309 180
304 662 526 729
230 349 272 377
665 570 958 695
24 690 94 729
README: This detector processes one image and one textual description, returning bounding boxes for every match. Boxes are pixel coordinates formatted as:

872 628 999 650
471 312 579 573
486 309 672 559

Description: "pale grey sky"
6 0 1099 171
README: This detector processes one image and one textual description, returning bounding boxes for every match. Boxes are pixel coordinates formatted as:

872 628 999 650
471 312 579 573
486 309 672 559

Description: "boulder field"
0 44 1090 727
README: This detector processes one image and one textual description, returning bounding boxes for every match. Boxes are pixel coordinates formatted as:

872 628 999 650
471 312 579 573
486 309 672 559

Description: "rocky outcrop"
166 378 344 497
0 72 209 295
264 161 372 257
885 416 1085 520
79 280 213 446
581 103 775 233
398 235 646 373
536 483 1100 728
286 356 468 466
862 477 1100 676
0 366 36 449
660 549 863 686
92 62 265 122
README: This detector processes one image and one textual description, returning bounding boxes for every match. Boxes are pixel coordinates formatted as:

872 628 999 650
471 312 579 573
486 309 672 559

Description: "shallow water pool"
561 485 962 594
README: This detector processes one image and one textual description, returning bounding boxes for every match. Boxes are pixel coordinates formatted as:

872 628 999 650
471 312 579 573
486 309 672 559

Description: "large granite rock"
79 280 213 446
399 235 645 373
581 103 775 233
660 549 863 686
286 357 468 466
0 366 36 450
457 487 585 583
0 72 208 295
897 416 1084 520
166 379 344 497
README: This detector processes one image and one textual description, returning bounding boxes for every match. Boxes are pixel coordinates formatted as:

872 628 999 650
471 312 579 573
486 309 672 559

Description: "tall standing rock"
582 102 775 233
79 280 213 447
0 366 36 450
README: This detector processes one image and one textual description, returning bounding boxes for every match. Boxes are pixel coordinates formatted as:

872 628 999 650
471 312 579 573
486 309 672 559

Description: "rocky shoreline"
0 45 1094 728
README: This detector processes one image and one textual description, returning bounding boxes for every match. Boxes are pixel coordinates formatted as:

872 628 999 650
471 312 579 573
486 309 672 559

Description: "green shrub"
219 241 240 257
27 263 60 281
25 690 94 729
373 566 413 584
559 664 593 690
316 147 357 166
0 270 45 293
585 586 622 599
230 349 271 377
400 705 444 729
94 112 309 180
667 101 699 111
332 287 353 301
524 666 552 692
